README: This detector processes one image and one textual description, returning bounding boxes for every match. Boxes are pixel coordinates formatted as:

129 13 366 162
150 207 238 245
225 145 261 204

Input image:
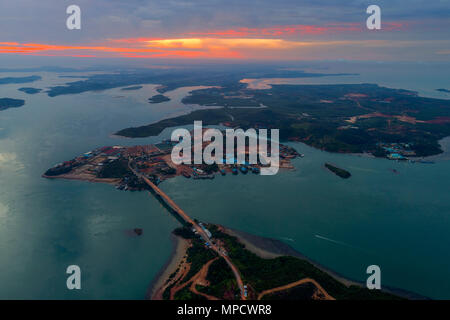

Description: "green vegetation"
325 163 351 179
198 258 238 299
207 225 401 300
116 108 232 137
97 160 131 179
149 94 170 103
173 226 197 239
182 84 259 107
0 98 25 111
181 241 216 285
167 225 403 300
18 87 42 94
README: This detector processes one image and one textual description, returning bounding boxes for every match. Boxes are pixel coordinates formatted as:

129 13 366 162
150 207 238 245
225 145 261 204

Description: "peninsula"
152 223 402 300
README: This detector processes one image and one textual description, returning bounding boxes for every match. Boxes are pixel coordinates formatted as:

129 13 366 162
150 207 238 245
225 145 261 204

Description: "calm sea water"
0 64 449 299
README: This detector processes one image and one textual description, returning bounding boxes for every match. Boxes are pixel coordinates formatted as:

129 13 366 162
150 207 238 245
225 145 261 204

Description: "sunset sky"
0 0 449 61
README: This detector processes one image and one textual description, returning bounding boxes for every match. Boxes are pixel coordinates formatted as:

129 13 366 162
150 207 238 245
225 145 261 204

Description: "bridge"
128 161 246 300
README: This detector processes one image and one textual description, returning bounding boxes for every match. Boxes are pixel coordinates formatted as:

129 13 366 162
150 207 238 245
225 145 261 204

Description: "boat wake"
315 234 357 249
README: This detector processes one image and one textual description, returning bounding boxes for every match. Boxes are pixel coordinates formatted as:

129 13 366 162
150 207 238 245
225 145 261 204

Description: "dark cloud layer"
1 0 448 42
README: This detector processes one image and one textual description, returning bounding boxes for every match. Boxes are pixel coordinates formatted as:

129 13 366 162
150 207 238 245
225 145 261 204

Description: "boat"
239 166 248 174
232 167 238 175
251 167 260 174
220 169 226 176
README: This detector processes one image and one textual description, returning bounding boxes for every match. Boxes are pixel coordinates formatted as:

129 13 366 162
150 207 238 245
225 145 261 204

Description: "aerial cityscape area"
0 0 449 314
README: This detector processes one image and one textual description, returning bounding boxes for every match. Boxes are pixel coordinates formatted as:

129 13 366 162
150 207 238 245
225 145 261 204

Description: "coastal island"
0 98 25 111
43 137 300 188
324 163 351 179
18 87 42 94
148 94 171 104
436 89 450 94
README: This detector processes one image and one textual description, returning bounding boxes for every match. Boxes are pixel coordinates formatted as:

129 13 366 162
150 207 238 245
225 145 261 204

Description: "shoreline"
149 224 428 300
147 233 190 300
223 226 358 287
42 174 120 185
223 226 428 300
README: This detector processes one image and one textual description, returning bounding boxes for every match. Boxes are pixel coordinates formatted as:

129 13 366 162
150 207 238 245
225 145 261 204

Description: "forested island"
324 163 351 179
0 98 25 111
149 94 170 104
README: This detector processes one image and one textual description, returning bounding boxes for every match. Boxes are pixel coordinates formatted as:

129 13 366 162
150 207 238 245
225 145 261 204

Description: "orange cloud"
1 25 439 61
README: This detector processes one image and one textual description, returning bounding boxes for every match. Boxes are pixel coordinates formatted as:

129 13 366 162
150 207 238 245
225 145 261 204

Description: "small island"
0 98 25 111
324 163 351 179
121 86 143 91
148 94 170 104
18 87 42 94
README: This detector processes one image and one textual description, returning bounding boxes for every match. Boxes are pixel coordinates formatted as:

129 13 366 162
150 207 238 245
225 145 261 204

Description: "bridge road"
128 161 247 299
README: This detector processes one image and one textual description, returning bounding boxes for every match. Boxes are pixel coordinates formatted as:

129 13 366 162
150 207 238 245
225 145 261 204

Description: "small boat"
232 167 238 175
239 166 248 174
220 169 226 176
251 167 260 174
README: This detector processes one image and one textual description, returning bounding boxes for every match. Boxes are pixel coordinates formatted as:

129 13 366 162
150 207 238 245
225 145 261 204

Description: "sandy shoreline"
147 233 190 300
223 227 358 287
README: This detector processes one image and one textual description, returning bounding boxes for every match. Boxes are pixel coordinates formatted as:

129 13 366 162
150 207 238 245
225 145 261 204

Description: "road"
257 278 335 300
128 161 246 300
